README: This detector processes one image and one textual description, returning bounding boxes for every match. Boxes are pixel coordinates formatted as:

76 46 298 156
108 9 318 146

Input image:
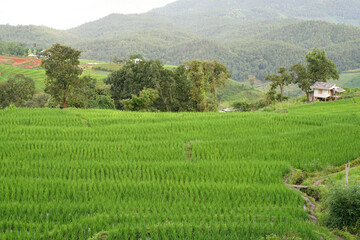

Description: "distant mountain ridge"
152 0 360 25
1 0 360 82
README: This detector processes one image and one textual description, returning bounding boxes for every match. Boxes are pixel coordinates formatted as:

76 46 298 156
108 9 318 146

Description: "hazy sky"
0 0 177 30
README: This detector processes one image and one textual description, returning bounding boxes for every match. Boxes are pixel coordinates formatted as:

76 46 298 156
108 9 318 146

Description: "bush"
87 95 115 109
231 101 252 112
326 185 360 232
25 94 50 108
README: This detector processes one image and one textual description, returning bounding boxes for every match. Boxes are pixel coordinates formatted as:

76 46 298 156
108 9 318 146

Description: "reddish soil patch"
0 56 41 68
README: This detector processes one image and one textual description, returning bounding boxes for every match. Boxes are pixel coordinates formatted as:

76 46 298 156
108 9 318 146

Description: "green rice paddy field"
0 63 107 92
0 99 359 239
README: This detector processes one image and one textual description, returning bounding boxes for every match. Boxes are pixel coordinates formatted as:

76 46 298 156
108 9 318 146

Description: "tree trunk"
63 95 67 109
306 91 310 104
159 89 169 112
280 86 283 103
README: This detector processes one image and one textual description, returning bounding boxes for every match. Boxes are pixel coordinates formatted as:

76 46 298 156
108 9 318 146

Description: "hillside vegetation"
1 98 359 239
1 0 360 82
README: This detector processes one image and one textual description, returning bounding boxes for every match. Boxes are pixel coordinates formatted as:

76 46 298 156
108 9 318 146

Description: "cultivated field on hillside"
0 99 359 239
0 57 108 92
330 69 360 88
0 56 41 68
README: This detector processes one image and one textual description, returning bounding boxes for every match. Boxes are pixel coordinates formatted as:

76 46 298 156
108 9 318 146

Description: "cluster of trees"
0 41 29 56
231 49 339 112
106 58 231 112
41 44 115 109
265 49 339 103
28 43 230 112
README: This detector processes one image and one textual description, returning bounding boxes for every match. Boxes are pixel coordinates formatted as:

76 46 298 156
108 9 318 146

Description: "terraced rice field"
0 99 359 239
0 62 107 93
0 64 46 91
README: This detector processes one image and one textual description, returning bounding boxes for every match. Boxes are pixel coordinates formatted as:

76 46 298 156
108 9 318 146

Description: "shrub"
232 101 252 112
326 185 360 231
25 94 50 108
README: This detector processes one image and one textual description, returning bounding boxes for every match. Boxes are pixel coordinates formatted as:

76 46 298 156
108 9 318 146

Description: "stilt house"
309 82 345 102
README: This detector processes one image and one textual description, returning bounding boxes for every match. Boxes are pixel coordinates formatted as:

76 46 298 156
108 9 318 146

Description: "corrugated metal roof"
310 82 337 90
335 87 345 93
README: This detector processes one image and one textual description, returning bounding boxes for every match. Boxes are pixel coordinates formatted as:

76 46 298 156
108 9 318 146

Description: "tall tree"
290 63 312 103
41 44 83 109
184 60 231 111
265 66 292 103
305 49 339 83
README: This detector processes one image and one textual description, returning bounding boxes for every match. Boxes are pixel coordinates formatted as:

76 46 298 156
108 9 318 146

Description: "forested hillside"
1 0 360 82
153 0 360 25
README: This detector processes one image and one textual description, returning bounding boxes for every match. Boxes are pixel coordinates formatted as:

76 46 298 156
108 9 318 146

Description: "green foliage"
106 58 231 112
287 170 308 185
2 18 360 83
105 58 168 109
326 185 360 232
231 101 252 112
24 94 50 108
41 44 83 108
305 49 339 83
0 74 35 108
260 233 302 240
265 66 292 103
0 41 28 56
122 88 159 111
94 95 115 109
290 63 312 102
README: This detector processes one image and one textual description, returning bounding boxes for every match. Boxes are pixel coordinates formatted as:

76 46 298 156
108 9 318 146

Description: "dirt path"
284 170 347 240
284 170 317 224
313 179 324 186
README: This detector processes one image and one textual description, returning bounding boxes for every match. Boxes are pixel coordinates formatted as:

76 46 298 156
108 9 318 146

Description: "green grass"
164 64 178 70
0 64 46 92
0 63 108 93
1 98 359 239
329 69 360 88
218 79 264 107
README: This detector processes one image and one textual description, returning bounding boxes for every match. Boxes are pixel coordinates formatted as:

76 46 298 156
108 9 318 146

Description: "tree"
305 49 339 83
248 75 256 89
204 60 231 107
105 58 168 110
265 66 292 103
0 74 36 108
41 44 83 109
290 63 312 103
290 50 339 103
265 88 277 106
112 56 123 64
122 88 159 111
184 60 231 111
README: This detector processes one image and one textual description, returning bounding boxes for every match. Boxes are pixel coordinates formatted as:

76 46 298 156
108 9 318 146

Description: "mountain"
153 0 360 25
68 13 179 39
0 25 78 46
1 0 360 83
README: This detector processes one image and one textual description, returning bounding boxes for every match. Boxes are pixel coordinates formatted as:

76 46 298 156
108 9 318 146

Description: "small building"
28 53 38 59
134 58 142 64
309 82 345 102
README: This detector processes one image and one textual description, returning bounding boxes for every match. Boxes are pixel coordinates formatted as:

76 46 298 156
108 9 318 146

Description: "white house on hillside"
309 82 345 102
